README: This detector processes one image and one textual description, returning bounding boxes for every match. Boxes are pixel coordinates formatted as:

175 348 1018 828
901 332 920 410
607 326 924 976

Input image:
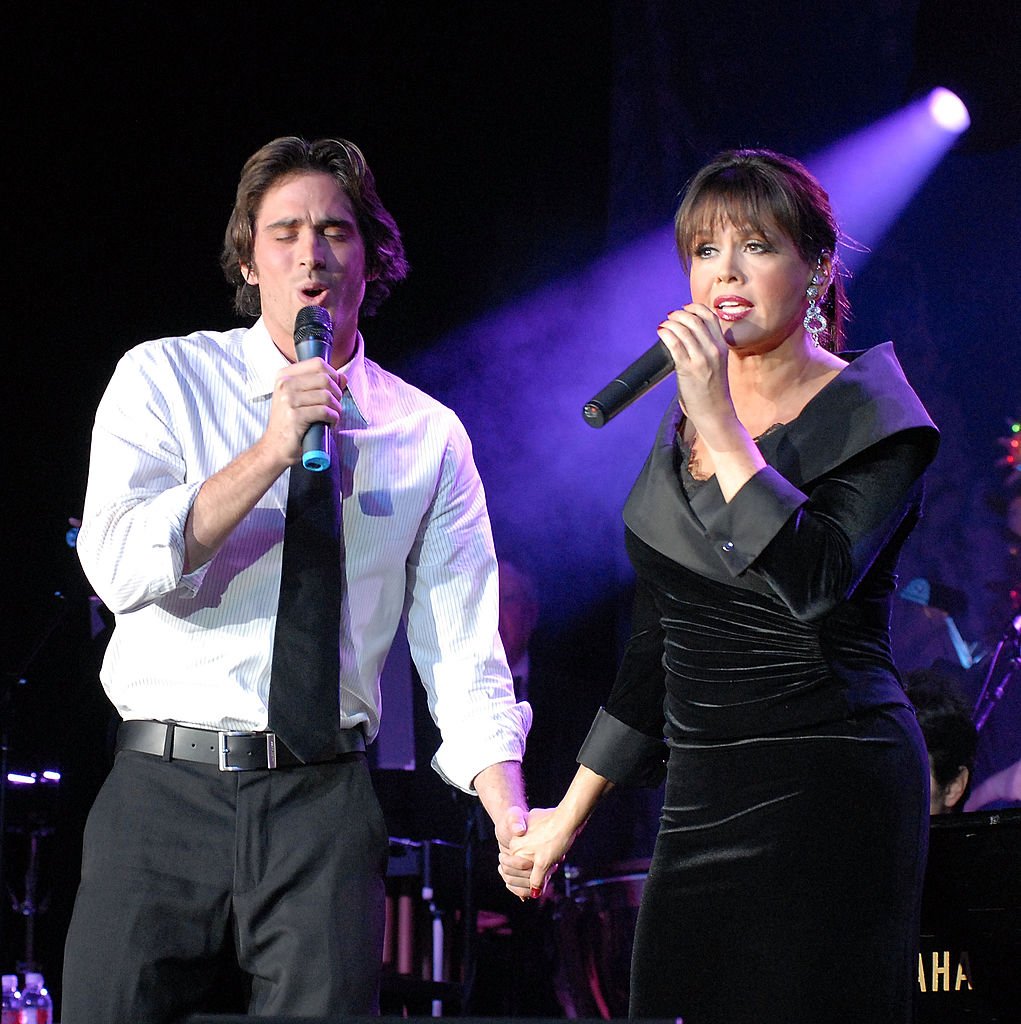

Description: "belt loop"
161 722 175 761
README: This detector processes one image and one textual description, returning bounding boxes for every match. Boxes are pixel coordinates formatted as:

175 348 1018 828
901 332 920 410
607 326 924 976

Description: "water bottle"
0 976 20 1024
17 974 50 1024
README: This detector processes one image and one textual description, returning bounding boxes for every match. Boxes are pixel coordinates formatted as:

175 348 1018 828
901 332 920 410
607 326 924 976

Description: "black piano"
918 807 1021 1023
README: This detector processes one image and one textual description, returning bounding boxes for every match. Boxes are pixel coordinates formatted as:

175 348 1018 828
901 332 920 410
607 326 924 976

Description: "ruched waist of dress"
659 584 907 741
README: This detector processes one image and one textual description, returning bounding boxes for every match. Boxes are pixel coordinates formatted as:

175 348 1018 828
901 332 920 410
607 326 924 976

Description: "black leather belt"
116 720 365 771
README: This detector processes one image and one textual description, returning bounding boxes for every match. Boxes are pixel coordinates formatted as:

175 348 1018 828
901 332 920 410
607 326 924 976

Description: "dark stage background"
2 0 1018 1011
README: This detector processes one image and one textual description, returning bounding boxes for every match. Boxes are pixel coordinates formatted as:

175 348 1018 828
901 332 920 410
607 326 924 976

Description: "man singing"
63 136 530 1022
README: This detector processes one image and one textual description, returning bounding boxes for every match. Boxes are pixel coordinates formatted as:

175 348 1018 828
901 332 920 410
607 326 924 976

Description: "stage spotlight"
908 0 1020 152
807 89 972 273
927 87 971 133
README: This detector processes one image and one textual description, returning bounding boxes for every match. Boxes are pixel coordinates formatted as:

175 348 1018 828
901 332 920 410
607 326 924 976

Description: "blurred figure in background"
904 668 978 814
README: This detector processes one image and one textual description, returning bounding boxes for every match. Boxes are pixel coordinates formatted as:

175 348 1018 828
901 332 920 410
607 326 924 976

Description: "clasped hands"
497 806 575 900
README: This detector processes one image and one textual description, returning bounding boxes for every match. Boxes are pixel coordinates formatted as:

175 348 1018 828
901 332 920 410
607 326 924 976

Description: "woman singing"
503 149 939 1022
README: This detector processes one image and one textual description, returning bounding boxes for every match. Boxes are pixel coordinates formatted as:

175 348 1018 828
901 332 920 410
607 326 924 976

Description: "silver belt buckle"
217 731 277 771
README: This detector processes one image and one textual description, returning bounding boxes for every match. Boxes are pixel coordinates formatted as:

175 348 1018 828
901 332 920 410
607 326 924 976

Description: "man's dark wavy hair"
221 136 408 318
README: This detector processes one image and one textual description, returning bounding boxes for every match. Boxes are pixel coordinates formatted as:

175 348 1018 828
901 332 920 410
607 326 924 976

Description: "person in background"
905 667 978 814
965 488 1021 810
497 561 541 702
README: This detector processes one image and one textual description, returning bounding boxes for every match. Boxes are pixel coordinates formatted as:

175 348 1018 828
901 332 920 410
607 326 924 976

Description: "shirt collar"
340 332 372 426
243 318 287 399
243 318 372 426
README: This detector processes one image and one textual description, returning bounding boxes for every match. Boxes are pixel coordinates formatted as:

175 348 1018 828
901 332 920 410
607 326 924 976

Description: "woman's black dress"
578 344 939 1023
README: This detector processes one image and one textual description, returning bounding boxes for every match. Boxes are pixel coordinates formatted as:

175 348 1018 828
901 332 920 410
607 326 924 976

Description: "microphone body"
293 306 335 471
582 340 674 428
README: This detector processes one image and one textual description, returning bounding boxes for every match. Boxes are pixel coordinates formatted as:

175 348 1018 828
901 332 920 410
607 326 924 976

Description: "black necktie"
268 458 343 762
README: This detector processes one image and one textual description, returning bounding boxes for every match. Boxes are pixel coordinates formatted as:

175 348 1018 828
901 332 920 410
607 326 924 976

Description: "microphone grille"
294 305 334 346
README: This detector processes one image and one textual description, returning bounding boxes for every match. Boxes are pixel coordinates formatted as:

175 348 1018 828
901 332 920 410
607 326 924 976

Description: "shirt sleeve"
577 576 668 787
702 430 934 621
404 417 531 794
76 346 208 614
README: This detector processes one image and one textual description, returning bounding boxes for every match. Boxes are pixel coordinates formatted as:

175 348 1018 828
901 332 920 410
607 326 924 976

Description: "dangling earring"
803 253 828 347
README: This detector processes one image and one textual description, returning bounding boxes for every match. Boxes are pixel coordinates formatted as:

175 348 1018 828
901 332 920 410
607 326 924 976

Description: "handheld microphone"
582 340 674 428
293 306 334 471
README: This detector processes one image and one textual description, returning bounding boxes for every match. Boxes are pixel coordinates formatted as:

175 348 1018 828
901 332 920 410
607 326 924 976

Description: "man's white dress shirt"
78 318 529 791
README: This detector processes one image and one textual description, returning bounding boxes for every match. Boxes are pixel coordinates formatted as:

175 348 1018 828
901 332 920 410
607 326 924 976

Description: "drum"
553 859 649 1019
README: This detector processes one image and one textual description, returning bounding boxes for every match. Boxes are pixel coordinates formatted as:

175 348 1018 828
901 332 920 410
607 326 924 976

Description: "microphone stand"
973 614 1021 732
458 798 483 1014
